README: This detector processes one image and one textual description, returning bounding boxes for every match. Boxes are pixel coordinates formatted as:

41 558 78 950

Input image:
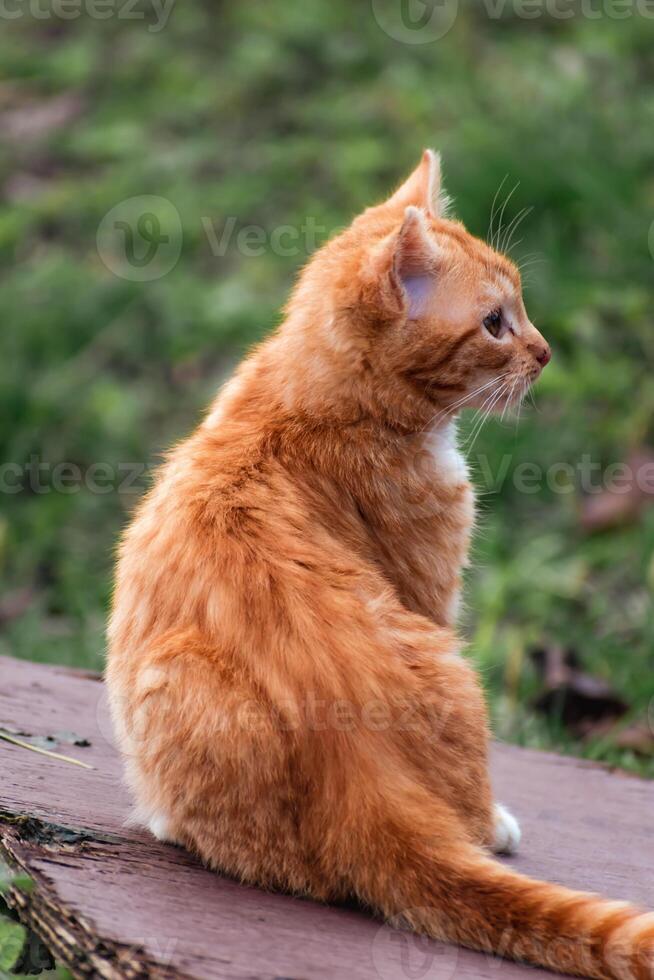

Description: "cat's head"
302 150 551 427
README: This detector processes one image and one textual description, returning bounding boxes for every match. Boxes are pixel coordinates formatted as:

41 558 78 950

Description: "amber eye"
483 309 503 338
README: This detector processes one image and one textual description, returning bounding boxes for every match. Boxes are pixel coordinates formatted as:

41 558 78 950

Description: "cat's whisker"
500 380 513 424
507 376 527 424
465 384 509 452
464 380 511 451
516 250 543 265
462 392 498 447
444 374 509 413
492 180 516 253
527 384 539 413
518 261 545 276
488 174 509 247
516 254 545 274
500 205 533 256
421 373 511 433
493 181 520 253
419 385 489 435
500 378 517 424
514 380 529 429
462 383 506 442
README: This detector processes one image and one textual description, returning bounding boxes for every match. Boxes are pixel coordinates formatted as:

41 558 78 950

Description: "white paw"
148 812 174 843
492 803 521 855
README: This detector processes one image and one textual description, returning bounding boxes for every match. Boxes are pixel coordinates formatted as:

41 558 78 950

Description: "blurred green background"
1 1 654 774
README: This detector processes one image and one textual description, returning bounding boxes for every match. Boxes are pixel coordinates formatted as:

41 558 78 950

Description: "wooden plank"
1 653 653 980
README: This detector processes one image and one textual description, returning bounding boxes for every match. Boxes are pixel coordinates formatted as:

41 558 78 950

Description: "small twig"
0 731 94 770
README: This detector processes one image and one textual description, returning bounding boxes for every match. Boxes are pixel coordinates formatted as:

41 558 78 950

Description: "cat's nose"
527 341 551 367
535 344 551 367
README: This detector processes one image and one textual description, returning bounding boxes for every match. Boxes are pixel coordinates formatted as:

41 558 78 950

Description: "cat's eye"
483 309 504 339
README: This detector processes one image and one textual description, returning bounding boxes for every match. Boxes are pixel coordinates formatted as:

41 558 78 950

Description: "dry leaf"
0 587 35 627
530 645 628 734
580 448 654 533
0 92 83 144
611 720 654 756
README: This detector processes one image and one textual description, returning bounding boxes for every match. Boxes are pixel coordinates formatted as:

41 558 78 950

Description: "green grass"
1 3 653 774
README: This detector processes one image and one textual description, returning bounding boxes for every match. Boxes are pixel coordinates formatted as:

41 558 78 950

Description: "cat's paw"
148 811 175 843
492 803 521 855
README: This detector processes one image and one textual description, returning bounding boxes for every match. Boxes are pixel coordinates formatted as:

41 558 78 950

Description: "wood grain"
1 654 652 980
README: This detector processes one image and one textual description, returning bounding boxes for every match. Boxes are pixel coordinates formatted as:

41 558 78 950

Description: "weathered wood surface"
1 653 653 980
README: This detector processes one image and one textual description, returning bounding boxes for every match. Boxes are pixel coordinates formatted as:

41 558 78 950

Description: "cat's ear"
365 205 439 321
385 149 444 218
393 205 439 319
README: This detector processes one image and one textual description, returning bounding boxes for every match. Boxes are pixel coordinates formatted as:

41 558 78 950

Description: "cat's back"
108 361 324 666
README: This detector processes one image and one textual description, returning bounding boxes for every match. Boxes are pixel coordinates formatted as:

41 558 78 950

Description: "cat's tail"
354 814 653 979
410 850 653 978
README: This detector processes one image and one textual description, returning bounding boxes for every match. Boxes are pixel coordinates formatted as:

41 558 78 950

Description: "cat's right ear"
385 149 444 218
363 205 439 322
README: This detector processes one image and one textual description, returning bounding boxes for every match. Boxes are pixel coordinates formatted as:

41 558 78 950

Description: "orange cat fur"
107 152 653 979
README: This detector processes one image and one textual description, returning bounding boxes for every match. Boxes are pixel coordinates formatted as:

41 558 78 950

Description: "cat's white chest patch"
423 420 469 486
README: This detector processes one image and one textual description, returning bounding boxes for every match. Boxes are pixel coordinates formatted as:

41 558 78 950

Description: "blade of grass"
0 731 94 771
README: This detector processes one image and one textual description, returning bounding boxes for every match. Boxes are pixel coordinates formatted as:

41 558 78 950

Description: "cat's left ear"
392 205 439 319
364 205 439 321
385 149 444 218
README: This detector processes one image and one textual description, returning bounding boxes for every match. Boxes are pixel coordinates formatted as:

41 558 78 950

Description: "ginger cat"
107 152 653 979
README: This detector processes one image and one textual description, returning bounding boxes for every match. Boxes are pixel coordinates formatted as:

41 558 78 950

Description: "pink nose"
536 345 551 367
